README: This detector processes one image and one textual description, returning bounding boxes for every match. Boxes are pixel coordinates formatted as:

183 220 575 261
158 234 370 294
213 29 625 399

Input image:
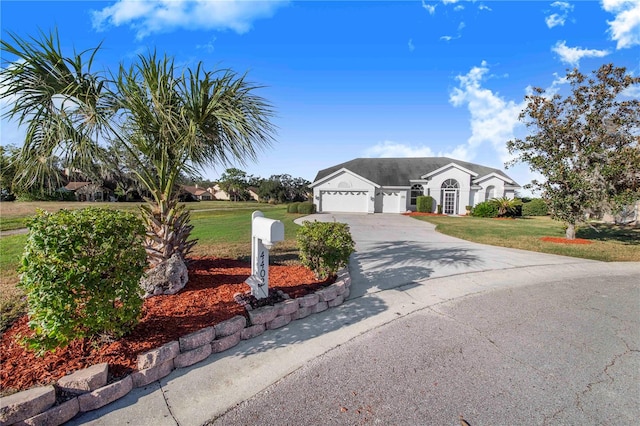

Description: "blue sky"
1 1 639 192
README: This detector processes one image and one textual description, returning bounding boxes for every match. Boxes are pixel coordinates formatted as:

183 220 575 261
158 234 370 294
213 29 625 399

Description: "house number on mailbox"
246 211 285 299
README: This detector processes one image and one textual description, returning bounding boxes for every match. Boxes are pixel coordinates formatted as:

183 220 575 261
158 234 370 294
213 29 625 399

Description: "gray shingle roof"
313 157 519 187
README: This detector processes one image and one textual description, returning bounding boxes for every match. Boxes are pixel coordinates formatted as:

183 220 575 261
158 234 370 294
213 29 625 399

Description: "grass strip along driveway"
413 215 640 262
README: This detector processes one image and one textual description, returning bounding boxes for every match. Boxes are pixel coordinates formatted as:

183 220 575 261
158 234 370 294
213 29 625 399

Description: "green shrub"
18 208 147 353
522 198 549 216
416 196 434 213
297 202 316 215
437 204 443 214
471 201 499 218
287 202 301 213
297 221 355 279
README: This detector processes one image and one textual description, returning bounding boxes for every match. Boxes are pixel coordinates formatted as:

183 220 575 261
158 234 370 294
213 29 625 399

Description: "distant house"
64 182 113 202
181 185 213 201
207 184 259 202
208 184 230 201
310 157 520 214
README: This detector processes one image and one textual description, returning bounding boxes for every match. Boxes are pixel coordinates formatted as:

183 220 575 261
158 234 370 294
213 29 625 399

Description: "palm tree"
489 197 522 217
1 30 275 267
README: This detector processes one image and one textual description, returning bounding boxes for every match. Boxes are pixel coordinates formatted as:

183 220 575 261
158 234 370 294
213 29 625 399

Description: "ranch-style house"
310 157 521 215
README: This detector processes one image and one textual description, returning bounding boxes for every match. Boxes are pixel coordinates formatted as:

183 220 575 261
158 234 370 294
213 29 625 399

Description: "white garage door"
381 191 401 213
320 190 367 212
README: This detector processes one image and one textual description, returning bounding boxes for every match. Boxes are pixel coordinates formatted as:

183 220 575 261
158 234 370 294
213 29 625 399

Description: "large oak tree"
507 64 640 239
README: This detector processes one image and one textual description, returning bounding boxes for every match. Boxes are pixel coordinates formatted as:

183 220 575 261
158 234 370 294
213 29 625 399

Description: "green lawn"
413 215 640 262
0 202 303 332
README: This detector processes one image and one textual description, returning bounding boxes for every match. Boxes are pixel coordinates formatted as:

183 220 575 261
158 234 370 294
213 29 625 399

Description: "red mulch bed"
540 237 593 245
402 212 447 217
0 257 329 394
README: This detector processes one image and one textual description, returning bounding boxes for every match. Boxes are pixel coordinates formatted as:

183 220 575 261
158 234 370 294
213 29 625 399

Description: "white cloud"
478 4 492 12
196 36 217 52
449 61 524 164
601 0 640 49
454 5 465 12
551 40 610 66
408 39 415 52
421 0 436 15
92 0 289 39
363 141 470 162
621 84 640 99
545 1 574 28
364 141 435 158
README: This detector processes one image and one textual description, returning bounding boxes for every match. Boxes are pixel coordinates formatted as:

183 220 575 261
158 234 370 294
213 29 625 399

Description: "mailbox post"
247 211 285 299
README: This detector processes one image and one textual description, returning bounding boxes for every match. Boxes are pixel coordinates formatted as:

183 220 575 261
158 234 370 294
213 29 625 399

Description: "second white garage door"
319 190 367 213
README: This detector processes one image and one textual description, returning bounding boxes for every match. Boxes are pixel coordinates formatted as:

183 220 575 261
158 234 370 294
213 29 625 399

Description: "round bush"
297 202 316 215
416 196 434 213
19 208 147 353
522 198 549 216
297 221 355 279
287 202 300 213
471 201 499 218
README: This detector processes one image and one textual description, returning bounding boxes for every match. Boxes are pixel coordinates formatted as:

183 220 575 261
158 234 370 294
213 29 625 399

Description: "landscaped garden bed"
0 257 331 394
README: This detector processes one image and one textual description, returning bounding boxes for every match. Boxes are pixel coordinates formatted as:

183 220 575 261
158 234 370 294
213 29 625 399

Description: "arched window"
485 185 495 201
410 184 423 205
441 179 459 189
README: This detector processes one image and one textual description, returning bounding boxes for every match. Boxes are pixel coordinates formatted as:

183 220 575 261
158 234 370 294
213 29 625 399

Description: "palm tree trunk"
139 197 197 267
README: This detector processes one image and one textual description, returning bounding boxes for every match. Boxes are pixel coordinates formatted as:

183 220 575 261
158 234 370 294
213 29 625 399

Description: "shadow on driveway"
349 241 481 297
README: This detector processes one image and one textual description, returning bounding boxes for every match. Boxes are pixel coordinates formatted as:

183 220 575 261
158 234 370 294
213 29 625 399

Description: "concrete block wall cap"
266 314 292 330
137 341 179 370
0 385 55 426
179 326 215 352
277 299 299 316
174 344 212 369
241 323 266 340
310 301 328 314
211 331 241 353
298 293 320 307
56 363 108 394
131 359 174 388
247 305 279 325
316 286 338 302
77 376 133 413
328 294 345 308
14 397 79 426
291 305 311 320
214 315 247 337
332 280 347 295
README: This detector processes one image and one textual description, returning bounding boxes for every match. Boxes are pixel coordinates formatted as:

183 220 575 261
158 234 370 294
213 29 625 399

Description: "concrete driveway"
296 213 592 297
72 213 640 426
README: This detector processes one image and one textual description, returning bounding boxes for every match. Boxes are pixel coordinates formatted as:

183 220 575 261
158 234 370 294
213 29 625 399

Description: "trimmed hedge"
297 202 316 215
522 198 548 216
287 202 301 213
416 195 434 213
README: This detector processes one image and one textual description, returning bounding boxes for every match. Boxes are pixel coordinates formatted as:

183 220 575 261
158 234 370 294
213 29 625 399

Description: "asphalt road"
212 270 640 425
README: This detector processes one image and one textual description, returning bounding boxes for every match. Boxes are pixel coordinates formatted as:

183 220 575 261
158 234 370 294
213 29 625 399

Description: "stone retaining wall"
0 269 351 426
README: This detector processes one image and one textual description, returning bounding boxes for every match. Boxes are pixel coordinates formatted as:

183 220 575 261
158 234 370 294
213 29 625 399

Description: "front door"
443 190 457 214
